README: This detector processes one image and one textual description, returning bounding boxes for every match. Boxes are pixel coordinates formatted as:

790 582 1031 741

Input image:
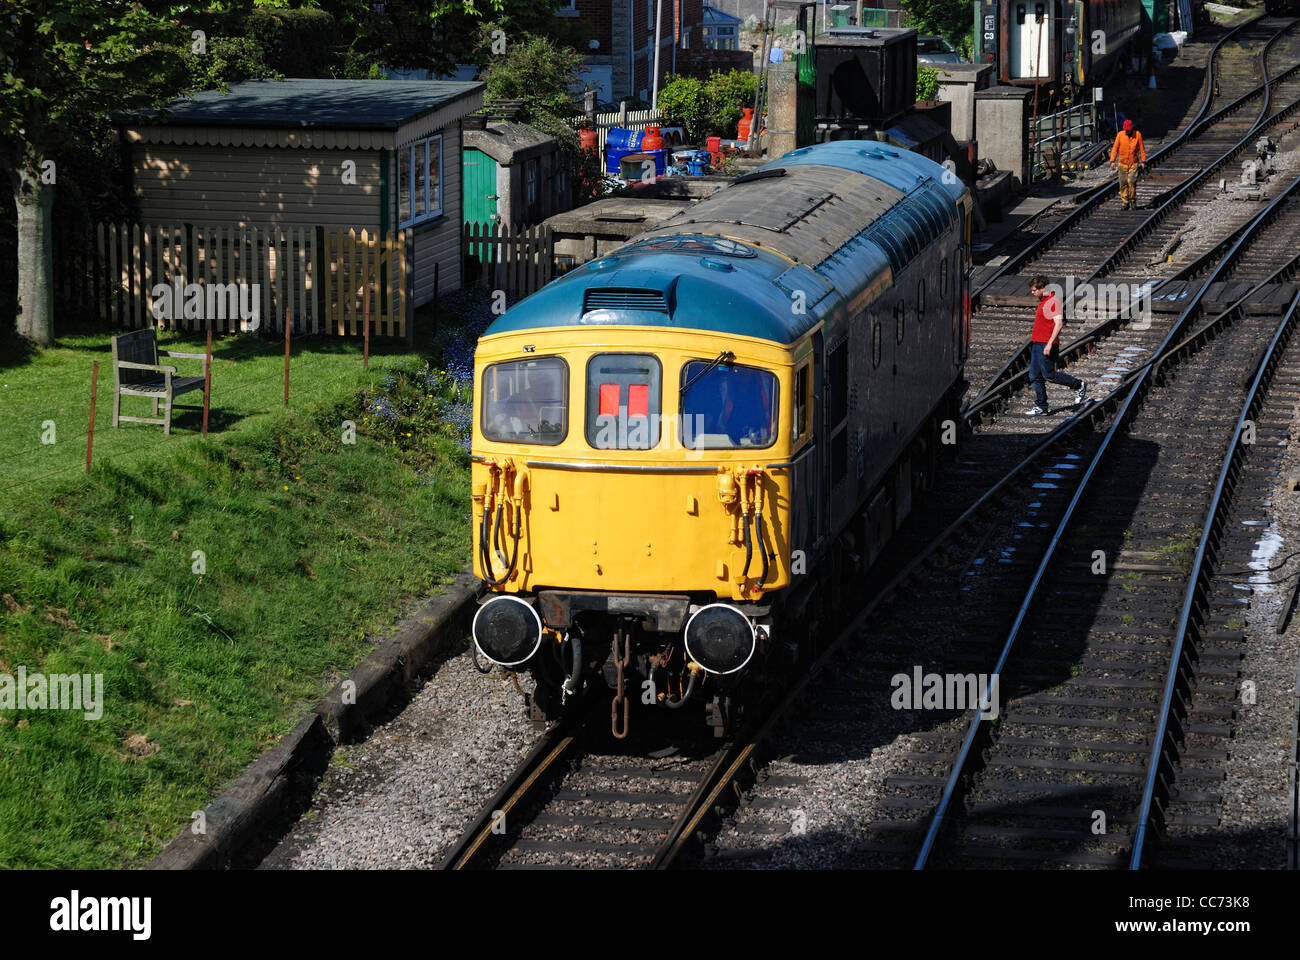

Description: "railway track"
965 16 1300 414
688 176 1300 870
437 44 1300 875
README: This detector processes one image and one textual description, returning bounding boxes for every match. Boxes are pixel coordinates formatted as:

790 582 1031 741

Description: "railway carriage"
470 142 972 737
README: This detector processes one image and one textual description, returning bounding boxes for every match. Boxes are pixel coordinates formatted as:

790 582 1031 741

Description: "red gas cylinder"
579 124 597 154
641 125 665 151
737 108 754 142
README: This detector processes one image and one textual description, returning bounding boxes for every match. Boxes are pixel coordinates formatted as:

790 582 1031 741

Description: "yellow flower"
282 485 288 491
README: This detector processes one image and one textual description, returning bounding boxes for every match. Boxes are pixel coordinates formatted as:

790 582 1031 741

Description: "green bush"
917 65 940 102
656 69 759 143
657 75 708 141
705 69 759 140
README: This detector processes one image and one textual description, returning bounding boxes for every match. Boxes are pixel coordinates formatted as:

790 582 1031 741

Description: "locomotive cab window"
680 360 779 449
481 356 568 445
793 363 811 442
586 353 662 450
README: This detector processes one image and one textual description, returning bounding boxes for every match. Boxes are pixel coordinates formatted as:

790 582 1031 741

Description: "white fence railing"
577 105 667 152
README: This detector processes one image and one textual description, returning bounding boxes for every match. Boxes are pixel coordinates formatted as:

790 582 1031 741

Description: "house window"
647 0 653 27
398 134 442 228
526 160 538 207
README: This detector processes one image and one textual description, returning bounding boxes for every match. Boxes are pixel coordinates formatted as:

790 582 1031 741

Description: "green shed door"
462 149 499 227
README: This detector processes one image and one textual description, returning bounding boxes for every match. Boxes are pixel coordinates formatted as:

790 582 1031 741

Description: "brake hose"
663 665 700 708
754 508 770 589
740 509 754 580
479 501 521 587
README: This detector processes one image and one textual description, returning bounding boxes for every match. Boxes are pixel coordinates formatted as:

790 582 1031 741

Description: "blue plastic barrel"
605 128 644 151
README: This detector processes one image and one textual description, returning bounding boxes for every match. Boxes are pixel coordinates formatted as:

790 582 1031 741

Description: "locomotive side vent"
583 288 670 314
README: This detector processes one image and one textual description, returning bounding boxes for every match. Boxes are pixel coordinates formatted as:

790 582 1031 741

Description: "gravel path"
259 643 540 870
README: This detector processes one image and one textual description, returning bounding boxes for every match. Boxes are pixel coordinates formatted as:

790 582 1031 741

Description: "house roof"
463 121 556 164
702 4 743 26
133 79 485 131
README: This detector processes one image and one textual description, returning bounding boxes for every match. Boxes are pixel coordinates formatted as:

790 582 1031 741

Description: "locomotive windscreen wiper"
680 350 735 399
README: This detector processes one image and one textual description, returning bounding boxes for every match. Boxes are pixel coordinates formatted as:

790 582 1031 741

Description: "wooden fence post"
202 331 212 439
363 279 371 370
284 307 291 407
86 361 99 475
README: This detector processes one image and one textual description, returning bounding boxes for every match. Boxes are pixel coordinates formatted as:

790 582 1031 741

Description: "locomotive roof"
480 141 965 345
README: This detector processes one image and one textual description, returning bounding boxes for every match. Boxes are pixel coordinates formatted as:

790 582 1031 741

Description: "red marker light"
599 383 619 416
628 384 649 418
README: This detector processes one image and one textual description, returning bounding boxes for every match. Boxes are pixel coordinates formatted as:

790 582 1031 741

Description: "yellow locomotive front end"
472 326 805 602
471 319 813 736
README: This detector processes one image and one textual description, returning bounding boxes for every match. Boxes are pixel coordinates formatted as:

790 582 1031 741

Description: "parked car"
917 35 965 65
1152 32 1180 66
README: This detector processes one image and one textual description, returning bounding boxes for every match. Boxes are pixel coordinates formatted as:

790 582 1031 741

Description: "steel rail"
963 74 1300 426
437 718 582 870
914 173 1300 869
969 15 1267 307
1130 287 1300 869
965 16 1285 409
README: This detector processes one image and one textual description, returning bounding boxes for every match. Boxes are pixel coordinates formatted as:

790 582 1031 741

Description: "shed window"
526 159 539 206
481 356 567 445
398 134 443 228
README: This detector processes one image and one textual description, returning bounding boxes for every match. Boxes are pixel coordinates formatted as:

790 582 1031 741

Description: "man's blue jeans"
1028 343 1081 408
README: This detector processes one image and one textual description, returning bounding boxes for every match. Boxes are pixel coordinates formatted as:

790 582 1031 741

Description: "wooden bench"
111 329 209 435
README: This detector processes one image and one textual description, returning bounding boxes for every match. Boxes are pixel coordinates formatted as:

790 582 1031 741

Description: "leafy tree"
2 1 188 346
483 34 585 205
900 0 972 52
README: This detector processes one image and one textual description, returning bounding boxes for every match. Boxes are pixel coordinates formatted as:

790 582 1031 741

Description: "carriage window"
481 356 568 445
895 299 906 344
872 318 882 368
917 280 926 323
681 360 779 449
587 353 662 449
941 258 949 298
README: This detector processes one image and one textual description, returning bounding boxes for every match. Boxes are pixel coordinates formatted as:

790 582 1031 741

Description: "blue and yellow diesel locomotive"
470 142 971 736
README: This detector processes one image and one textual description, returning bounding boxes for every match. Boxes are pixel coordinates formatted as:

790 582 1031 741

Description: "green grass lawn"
0 327 473 868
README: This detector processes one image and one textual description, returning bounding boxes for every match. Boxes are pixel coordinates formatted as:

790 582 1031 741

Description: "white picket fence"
579 105 667 152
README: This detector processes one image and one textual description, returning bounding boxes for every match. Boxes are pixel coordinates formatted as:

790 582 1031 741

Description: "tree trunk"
14 159 55 347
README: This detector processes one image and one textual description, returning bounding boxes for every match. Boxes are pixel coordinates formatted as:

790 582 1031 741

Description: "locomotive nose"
473 595 543 667
684 603 757 675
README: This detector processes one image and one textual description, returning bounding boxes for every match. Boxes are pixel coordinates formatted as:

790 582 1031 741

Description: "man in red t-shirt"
1026 274 1086 417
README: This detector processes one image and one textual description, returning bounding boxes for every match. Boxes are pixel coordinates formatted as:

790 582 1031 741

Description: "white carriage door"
1010 1 1052 79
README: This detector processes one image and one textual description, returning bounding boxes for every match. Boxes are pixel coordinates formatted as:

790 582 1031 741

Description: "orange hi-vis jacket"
1111 129 1147 166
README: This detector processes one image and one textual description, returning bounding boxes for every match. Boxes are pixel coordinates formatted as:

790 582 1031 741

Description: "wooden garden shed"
117 78 485 323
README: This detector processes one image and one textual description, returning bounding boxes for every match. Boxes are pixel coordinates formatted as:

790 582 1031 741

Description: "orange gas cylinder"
579 124 597 154
641 125 665 151
737 108 754 142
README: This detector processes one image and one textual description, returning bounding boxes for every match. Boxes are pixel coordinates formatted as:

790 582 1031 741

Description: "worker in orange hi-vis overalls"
1109 119 1147 210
